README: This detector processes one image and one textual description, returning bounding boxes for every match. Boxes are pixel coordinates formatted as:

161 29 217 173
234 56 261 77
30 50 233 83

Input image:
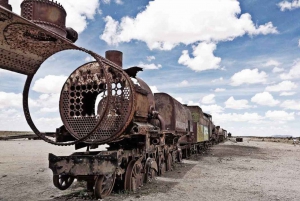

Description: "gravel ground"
0 139 300 201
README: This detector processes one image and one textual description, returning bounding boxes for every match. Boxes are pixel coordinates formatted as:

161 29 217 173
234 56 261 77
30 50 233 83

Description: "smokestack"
105 50 123 68
0 0 12 11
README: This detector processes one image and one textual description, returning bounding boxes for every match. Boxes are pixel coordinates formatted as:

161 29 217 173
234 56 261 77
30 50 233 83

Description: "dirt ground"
0 139 300 201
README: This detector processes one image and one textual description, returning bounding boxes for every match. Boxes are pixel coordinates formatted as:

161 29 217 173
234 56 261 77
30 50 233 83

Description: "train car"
186 106 210 150
0 0 228 198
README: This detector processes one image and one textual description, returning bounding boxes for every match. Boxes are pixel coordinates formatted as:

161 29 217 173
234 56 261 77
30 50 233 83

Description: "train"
0 0 228 199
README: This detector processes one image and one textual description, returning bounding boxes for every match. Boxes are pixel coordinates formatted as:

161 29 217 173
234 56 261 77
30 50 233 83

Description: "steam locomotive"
0 0 228 198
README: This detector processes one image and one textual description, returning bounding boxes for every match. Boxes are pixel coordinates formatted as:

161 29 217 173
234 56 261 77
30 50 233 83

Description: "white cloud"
147 56 156 62
280 60 300 80
138 62 162 70
85 56 96 62
201 104 224 114
230 68 268 86
212 77 223 83
101 0 277 50
175 97 184 104
225 96 252 110
10 0 100 33
278 0 300 11
214 88 226 92
150 86 159 93
264 59 281 67
265 81 297 92
102 0 123 4
280 92 296 96
272 67 284 73
265 110 295 121
201 94 216 104
299 39 300 47
213 112 264 123
280 100 300 110
178 42 221 72
251 92 280 106
178 80 189 87
0 92 23 109
32 75 68 94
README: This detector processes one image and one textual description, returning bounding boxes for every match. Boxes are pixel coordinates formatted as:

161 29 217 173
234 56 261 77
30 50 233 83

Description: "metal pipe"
105 50 123 68
0 0 12 11
157 114 166 130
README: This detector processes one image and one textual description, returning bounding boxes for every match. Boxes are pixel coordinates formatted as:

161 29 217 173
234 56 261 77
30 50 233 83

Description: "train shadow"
49 162 197 201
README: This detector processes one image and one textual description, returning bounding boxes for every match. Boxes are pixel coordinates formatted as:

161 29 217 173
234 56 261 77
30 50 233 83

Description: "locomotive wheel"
157 154 166 176
166 153 173 171
94 173 116 199
124 160 144 192
144 160 156 183
53 175 74 190
177 150 183 163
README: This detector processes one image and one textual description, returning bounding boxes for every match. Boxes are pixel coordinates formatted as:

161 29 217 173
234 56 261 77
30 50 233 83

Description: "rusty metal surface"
0 0 12 11
60 60 136 143
155 93 191 132
49 152 119 176
0 6 137 145
105 50 123 68
21 0 67 37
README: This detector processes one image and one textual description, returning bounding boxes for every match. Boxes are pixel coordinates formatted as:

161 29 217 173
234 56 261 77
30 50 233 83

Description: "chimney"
0 0 12 11
105 50 123 68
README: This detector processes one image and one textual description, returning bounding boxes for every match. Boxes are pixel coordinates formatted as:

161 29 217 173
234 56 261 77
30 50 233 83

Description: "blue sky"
1 0 300 136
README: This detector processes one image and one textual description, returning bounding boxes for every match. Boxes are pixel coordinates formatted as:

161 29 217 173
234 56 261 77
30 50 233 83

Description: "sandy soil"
1 139 300 201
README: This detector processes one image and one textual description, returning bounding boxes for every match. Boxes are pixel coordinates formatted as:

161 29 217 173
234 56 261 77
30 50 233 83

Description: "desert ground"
0 138 300 201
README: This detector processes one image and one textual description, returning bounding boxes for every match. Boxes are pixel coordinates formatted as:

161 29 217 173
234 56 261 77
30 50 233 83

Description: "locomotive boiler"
0 0 228 198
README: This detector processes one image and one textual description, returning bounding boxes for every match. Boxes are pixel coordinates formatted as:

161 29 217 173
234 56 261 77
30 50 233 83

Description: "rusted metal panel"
0 6 76 75
49 152 119 176
155 93 192 132
0 0 12 11
60 61 136 143
105 50 123 68
21 0 67 37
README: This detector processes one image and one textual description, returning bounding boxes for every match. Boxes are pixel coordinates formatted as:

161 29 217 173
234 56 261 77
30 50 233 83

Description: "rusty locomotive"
0 0 228 198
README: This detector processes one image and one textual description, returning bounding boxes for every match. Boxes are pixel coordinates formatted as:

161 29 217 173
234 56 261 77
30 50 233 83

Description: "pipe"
0 0 12 11
157 114 166 130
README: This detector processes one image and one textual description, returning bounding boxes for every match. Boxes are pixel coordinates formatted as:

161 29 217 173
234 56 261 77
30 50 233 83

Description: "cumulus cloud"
0 92 23 109
251 92 280 106
265 81 297 92
138 62 162 70
150 86 159 93
272 67 284 73
178 42 221 72
213 112 264 123
10 0 100 33
280 60 300 80
178 80 189 87
102 0 123 4
230 69 268 86
85 56 96 62
264 59 281 67
147 56 156 62
278 0 300 11
201 104 224 114
265 110 295 121
280 100 300 110
201 94 216 104
101 0 277 50
175 97 184 104
225 97 252 110
212 77 224 83
280 92 296 96
33 75 67 94
214 88 226 92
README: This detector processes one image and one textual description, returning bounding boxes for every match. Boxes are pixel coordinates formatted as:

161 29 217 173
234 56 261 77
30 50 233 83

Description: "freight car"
0 1 229 198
